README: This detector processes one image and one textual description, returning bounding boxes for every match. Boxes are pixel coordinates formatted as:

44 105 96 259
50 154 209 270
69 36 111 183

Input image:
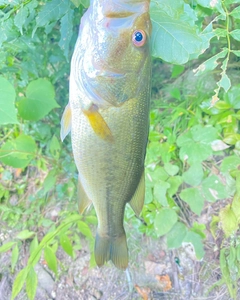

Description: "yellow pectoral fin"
60 103 72 142
129 171 145 216
83 108 113 142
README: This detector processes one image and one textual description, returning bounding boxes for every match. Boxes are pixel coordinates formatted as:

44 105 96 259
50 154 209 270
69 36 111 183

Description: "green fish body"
61 0 152 270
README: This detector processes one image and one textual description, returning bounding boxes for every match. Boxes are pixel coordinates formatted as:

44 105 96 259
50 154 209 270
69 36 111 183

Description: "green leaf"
201 175 227 202
26 267 38 300
182 163 203 186
49 135 61 159
43 170 57 194
232 193 240 221
194 49 228 76
195 0 225 15
171 65 185 78
11 267 28 300
167 176 183 197
14 4 29 35
60 234 73 257
151 11 203 64
220 155 240 173
11 245 19 272
77 221 93 239
177 125 217 164
44 246 58 275
154 208 178 237
217 72 231 92
227 246 236 270
164 163 179 176
30 236 39 255
224 84 240 109
230 29 240 41
183 231 205 260
150 0 184 19
153 180 171 206
34 0 69 31
219 205 238 237
17 79 59 121
16 230 35 240
180 188 204 215
166 222 187 248
210 215 219 239
230 5 240 19
0 76 18 124
236 244 240 262
0 241 16 253
59 7 73 59
0 134 37 168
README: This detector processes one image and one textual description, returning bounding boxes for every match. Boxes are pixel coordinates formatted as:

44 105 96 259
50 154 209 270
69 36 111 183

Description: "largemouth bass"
61 0 152 270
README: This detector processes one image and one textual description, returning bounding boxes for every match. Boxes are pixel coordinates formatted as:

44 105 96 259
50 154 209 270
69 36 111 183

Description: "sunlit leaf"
154 208 178 237
26 267 38 300
166 222 187 248
11 267 28 300
183 231 205 259
60 234 73 257
44 246 58 275
151 11 203 64
0 76 18 125
11 245 19 272
0 134 37 168
180 188 204 215
17 79 59 121
219 205 238 237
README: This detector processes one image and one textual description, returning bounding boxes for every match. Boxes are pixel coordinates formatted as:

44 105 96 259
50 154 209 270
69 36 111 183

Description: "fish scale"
61 0 151 269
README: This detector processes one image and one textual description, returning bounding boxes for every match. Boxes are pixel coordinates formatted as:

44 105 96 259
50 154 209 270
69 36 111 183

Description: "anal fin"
77 175 92 214
60 103 72 142
129 171 145 216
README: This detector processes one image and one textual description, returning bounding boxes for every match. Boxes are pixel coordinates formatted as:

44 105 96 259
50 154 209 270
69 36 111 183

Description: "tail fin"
94 232 128 270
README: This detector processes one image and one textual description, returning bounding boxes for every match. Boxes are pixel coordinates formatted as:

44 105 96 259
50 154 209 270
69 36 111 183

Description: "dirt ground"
1 209 239 300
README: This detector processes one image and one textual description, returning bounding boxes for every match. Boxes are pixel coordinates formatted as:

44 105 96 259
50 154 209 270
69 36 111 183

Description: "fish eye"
132 30 146 47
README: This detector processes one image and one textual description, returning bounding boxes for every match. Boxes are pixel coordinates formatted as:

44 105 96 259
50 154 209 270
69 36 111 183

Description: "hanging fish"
61 0 152 270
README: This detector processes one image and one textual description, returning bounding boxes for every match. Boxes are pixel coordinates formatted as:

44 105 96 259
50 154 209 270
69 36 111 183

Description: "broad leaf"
0 76 18 124
219 205 238 237
166 222 187 248
151 11 203 64
201 175 227 202
154 208 178 237
180 188 204 215
17 78 59 121
182 163 203 186
183 231 205 260
0 135 37 168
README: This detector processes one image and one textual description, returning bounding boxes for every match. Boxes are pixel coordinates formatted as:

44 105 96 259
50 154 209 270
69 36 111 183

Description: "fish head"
78 0 152 107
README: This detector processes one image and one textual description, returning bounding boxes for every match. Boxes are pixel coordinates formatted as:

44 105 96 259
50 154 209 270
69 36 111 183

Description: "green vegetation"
0 0 240 299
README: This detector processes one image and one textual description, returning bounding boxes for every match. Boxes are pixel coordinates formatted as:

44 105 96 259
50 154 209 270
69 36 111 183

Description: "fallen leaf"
135 284 150 300
155 274 172 292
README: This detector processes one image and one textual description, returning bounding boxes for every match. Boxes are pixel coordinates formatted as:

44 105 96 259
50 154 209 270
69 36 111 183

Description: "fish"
61 0 152 270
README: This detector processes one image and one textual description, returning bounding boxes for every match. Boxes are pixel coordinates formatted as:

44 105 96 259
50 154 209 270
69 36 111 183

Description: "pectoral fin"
129 171 145 216
60 103 72 142
83 106 113 142
77 176 92 214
